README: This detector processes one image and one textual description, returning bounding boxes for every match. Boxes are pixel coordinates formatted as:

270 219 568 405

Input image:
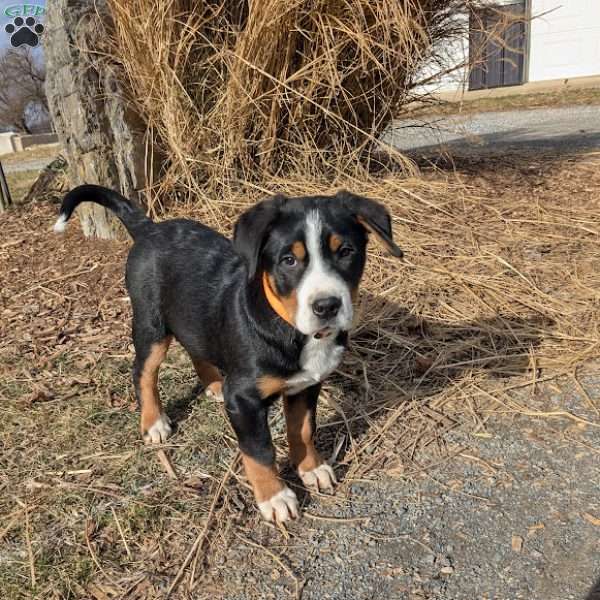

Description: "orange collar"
262 272 294 326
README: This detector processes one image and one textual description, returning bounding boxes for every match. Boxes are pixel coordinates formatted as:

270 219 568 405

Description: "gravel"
223 373 600 600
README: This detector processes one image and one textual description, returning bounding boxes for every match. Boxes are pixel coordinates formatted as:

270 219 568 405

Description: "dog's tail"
53 184 152 238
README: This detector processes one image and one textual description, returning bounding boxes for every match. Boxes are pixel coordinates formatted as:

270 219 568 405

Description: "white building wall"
528 0 600 82
418 0 600 94
413 0 523 95
414 12 468 95
414 29 469 96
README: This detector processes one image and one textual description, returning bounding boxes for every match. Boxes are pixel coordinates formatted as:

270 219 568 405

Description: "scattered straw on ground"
1 150 600 598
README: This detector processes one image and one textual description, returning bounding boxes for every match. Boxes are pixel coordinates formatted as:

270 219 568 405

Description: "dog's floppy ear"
233 194 287 281
337 190 403 258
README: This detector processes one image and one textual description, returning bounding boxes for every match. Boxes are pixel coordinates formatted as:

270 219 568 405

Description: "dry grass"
1 144 62 205
4 170 40 204
0 143 61 166
2 152 66 206
407 86 600 119
100 0 487 210
1 150 600 597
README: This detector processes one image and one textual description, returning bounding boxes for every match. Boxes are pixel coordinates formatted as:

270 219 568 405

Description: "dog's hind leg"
132 317 173 444
192 358 224 401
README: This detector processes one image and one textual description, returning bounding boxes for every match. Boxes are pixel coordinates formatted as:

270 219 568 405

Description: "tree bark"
44 0 151 239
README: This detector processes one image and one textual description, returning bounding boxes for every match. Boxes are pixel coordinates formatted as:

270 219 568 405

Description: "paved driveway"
384 105 600 155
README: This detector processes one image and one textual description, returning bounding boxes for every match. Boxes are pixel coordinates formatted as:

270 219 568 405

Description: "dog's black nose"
312 296 342 319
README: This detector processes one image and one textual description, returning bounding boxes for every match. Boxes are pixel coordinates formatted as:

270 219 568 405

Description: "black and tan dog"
54 185 403 522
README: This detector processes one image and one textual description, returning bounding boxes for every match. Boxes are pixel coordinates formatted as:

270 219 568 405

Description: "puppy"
54 186 403 522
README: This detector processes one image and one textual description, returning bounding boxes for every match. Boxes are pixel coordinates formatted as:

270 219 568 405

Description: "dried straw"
104 0 488 211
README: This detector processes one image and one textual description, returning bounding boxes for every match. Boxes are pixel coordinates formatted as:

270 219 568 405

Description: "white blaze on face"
295 210 353 335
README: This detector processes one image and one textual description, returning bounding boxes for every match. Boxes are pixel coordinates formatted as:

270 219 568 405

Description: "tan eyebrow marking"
291 241 306 260
329 234 342 252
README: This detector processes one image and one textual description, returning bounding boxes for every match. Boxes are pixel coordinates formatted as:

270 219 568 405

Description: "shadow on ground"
314 290 550 469
403 129 600 160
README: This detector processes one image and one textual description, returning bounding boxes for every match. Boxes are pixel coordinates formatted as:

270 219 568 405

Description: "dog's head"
234 191 403 336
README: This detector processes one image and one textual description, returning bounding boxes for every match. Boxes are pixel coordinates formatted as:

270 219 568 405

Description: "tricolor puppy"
54 185 403 522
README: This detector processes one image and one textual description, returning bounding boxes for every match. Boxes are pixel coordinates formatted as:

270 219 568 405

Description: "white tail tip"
53 214 68 233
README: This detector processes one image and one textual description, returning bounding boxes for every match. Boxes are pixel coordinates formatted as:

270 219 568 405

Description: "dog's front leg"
225 381 299 523
284 384 337 493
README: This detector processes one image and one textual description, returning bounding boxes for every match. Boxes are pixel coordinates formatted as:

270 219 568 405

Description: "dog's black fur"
55 184 403 521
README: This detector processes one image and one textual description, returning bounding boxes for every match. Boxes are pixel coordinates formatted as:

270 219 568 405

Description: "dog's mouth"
314 327 333 340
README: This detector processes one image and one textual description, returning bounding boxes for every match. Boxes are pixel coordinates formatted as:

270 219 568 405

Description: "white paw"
144 414 172 444
300 463 337 493
258 487 299 523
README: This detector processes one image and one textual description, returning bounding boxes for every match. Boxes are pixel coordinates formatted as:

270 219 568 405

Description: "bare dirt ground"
1 149 600 599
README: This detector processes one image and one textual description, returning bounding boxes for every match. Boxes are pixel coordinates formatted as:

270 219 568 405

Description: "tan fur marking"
140 336 172 433
206 381 223 397
284 395 323 473
257 375 286 399
192 359 223 390
242 453 284 503
279 289 298 325
262 272 297 325
291 241 306 260
329 234 342 252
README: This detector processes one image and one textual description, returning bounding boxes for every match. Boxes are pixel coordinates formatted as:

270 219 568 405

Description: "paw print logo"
5 17 44 48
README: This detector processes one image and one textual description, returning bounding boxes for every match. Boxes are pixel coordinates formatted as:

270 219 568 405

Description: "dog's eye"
338 245 354 258
280 255 297 267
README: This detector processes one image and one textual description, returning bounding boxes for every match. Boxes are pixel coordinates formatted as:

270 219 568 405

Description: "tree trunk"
44 0 152 239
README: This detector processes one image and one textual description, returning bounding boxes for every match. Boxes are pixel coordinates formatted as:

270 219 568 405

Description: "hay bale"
106 0 476 208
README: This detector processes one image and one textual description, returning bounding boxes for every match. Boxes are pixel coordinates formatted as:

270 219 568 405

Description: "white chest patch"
285 334 345 395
